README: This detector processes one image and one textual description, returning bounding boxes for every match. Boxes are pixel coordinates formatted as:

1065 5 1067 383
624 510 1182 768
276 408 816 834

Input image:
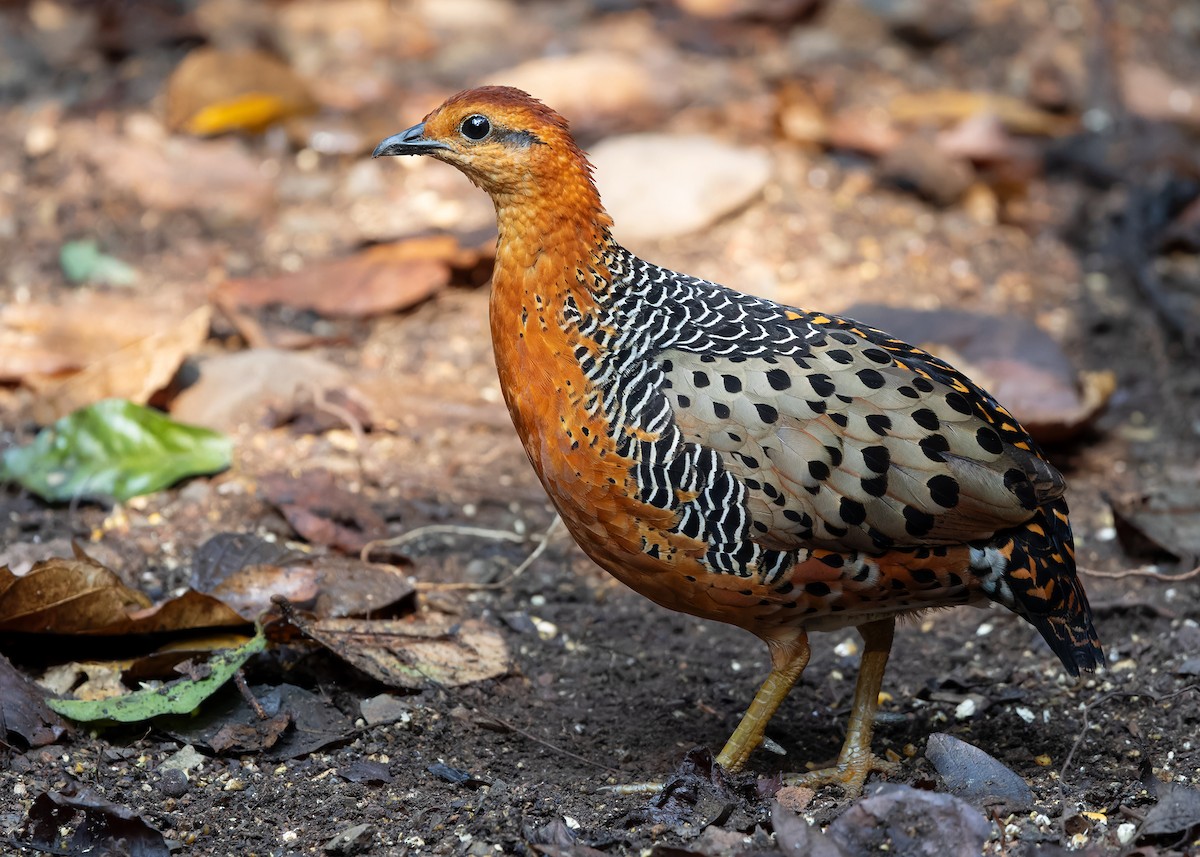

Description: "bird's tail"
970 498 1103 676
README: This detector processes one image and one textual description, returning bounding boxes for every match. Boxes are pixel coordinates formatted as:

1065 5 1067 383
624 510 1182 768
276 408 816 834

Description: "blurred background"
1 0 1199 853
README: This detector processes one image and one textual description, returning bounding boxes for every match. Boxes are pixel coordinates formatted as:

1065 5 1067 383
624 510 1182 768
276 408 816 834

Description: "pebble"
160 744 205 775
324 823 373 856
159 767 189 798
774 784 816 813
359 694 413 727
925 732 1034 808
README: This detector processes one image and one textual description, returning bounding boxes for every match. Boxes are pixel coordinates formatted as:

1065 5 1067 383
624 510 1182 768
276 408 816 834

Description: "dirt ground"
2 0 1200 855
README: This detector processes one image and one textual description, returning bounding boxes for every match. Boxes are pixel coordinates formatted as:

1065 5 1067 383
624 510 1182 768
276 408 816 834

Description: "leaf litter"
3 0 1200 853
45 626 266 724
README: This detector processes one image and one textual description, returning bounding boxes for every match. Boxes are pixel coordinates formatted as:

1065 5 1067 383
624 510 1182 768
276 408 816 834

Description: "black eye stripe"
461 114 491 141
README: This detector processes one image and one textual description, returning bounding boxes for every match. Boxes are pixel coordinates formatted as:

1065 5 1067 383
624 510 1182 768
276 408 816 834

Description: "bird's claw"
785 753 900 796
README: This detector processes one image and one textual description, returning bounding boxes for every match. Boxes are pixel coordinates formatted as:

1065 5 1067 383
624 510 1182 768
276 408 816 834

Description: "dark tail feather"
974 498 1104 675
1025 597 1104 677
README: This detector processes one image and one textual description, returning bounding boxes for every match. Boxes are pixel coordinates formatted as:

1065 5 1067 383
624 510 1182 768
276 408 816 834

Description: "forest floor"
1 0 1199 855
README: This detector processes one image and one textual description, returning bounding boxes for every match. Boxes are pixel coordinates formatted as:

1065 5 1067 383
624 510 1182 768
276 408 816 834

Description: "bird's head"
373 86 605 220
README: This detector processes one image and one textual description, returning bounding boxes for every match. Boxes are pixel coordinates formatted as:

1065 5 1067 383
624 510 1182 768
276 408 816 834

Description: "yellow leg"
790 616 898 794
716 631 810 773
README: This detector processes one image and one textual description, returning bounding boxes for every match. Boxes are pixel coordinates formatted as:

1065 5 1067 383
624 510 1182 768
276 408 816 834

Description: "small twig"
360 524 527 563
414 516 564 592
233 670 268 720
1079 563 1200 581
472 711 621 775
1058 683 1200 825
502 515 563 582
307 383 368 483
211 292 271 349
362 517 564 591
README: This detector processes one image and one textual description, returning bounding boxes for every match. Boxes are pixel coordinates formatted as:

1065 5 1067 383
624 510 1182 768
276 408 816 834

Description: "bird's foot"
785 752 900 796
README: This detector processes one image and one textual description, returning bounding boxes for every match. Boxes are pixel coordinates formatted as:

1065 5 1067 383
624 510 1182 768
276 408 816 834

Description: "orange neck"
488 154 614 316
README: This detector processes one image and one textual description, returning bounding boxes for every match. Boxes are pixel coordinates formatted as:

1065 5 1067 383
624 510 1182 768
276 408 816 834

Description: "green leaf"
46 627 266 723
1 399 233 502
60 240 138 287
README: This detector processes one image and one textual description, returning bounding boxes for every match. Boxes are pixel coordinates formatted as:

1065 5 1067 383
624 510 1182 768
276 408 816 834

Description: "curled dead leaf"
26 305 212 425
0 296 203 385
0 551 245 636
0 553 150 634
294 612 509 689
207 558 414 621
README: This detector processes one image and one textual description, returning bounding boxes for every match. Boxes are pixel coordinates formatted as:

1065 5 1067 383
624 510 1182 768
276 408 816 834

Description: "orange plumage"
374 86 1102 792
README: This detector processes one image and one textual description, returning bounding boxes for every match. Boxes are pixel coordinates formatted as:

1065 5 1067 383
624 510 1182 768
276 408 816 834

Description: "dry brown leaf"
165 46 316 135
208 564 321 620
888 90 1076 136
1 653 67 747
0 554 150 634
122 589 248 635
215 241 455 319
298 613 510 689
40 661 128 702
26 305 211 425
0 552 246 636
208 558 414 621
304 558 415 619
168 348 359 432
0 295 199 384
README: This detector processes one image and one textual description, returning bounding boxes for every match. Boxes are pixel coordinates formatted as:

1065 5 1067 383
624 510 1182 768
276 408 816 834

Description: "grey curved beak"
372 122 449 157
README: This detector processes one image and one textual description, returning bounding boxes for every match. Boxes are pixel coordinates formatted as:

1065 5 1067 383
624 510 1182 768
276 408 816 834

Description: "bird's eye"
461 115 491 141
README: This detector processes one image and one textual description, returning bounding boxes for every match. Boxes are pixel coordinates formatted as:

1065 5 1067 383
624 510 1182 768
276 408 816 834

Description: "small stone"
486 52 678 135
834 638 858 658
160 745 205 775
774 784 816 813
925 732 1034 809
324 823 373 855
159 767 188 798
359 694 412 727
24 123 58 157
1116 822 1137 845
